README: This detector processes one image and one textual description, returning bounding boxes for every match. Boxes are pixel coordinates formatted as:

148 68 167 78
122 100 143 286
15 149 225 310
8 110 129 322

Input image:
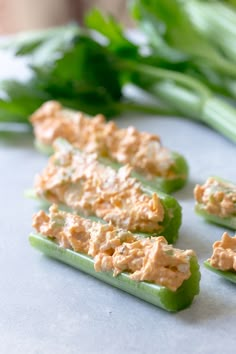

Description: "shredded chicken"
30 100 175 179
34 140 165 234
208 232 236 272
194 177 236 217
33 205 195 291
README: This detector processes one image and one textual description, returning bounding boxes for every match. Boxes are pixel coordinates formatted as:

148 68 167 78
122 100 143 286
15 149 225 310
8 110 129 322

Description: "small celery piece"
34 139 188 194
195 176 236 230
29 233 200 312
204 261 236 284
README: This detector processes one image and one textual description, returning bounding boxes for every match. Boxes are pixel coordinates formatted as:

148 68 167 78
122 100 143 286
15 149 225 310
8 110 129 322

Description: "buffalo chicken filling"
34 140 165 234
208 232 236 272
33 205 194 291
194 177 236 217
31 101 175 179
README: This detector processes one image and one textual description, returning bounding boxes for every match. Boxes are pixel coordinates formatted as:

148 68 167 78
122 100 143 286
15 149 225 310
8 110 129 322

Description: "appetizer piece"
33 139 182 244
194 177 236 229
30 101 188 193
204 232 236 284
29 205 200 311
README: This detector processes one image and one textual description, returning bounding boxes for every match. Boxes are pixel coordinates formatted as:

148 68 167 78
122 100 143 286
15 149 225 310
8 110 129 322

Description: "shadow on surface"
176 283 236 324
173 177 200 201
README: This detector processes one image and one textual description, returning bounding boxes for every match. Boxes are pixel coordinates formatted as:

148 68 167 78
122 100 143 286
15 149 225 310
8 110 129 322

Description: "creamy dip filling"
34 140 165 233
194 177 236 217
208 232 236 272
33 205 194 291
30 101 175 179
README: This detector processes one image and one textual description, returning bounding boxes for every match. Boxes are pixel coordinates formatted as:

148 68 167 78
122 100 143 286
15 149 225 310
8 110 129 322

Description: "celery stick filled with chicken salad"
29 205 200 312
30 101 188 194
204 231 236 284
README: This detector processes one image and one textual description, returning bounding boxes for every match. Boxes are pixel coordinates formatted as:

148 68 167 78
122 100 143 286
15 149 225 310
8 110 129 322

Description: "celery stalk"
194 176 236 230
149 82 236 143
204 261 236 284
29 233 201 312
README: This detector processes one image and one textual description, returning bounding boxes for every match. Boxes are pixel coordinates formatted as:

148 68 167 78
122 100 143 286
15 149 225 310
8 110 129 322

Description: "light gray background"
0 51 236 354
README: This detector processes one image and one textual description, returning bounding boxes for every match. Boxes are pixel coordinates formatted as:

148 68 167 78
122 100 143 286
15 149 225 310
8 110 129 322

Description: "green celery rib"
29 233 201 311
122 60 210 99
150 81 236 143
115 101 177 116
151 81 203 120
34 139 189 194
90 152 188 196
195 176 236 230
195 205 236 230
201 97 236 144
204 261 236 284
186 1 236 62
131 0 236 77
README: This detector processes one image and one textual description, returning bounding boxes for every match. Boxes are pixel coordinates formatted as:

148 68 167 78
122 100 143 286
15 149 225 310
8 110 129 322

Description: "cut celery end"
29 233 201 312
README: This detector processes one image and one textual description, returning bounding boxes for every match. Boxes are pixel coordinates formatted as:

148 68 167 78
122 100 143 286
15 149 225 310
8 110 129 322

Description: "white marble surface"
0 53 236 354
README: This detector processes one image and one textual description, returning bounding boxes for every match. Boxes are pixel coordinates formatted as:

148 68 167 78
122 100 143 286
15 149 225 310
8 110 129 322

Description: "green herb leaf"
131 0 236 77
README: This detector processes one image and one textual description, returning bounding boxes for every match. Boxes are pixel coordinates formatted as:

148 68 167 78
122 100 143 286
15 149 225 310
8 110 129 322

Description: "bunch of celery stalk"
0 0 236 142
